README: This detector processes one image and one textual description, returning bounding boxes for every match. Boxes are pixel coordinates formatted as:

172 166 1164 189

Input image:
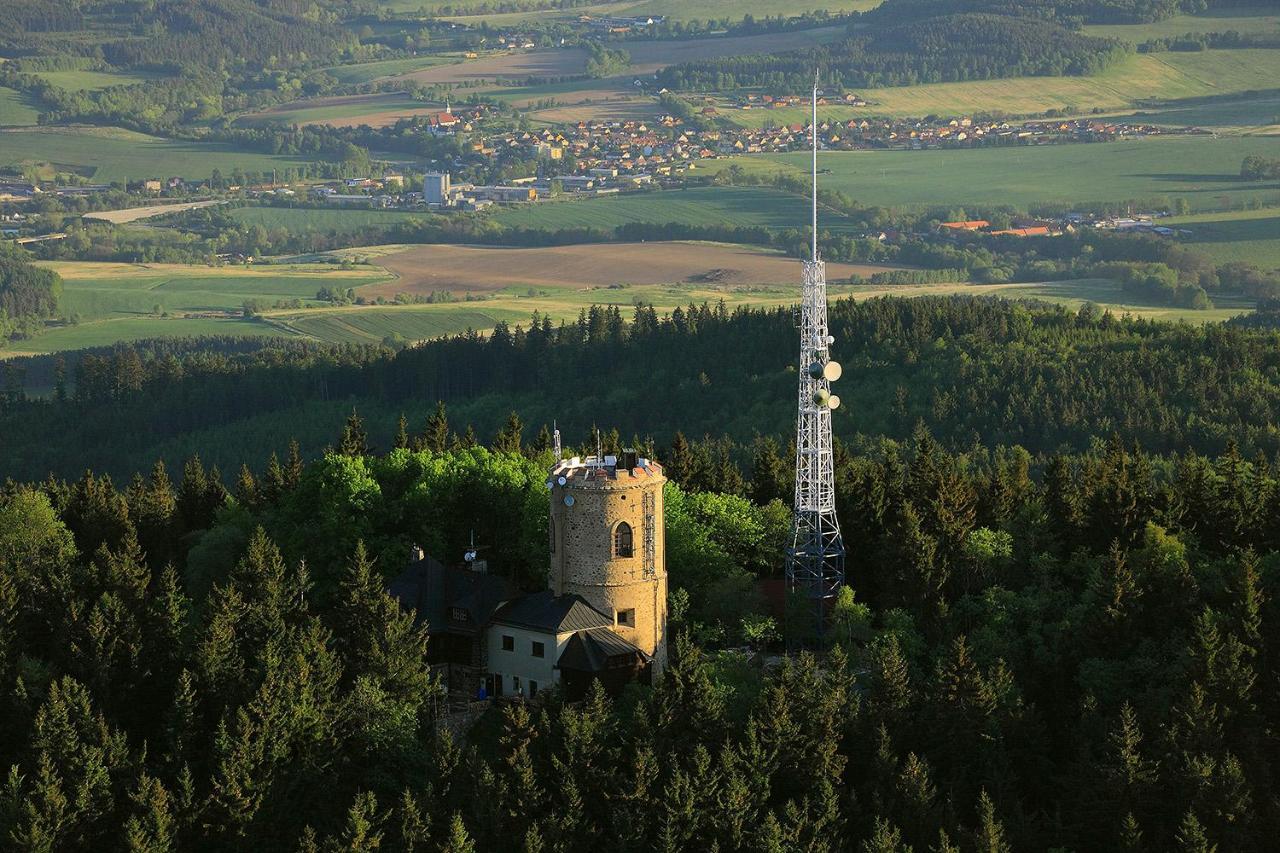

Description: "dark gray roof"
388 553 515 635
557 627 648 672
490 591 612 634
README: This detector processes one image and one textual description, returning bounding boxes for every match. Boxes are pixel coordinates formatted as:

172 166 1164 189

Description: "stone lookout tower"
548 448 668 674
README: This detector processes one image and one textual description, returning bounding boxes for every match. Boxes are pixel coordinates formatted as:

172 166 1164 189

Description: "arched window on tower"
614 521 633 558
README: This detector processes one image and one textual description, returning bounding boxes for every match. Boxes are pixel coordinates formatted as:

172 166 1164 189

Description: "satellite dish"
557 476 567 486
545 480 554 490
813 389 831 406
825 335 836 345
807 362 824 379
823 360 842 382
564 495 575 507
464 550 477 562
828 395 841 410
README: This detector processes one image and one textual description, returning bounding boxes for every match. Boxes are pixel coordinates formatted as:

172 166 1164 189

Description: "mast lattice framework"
786 76 845 645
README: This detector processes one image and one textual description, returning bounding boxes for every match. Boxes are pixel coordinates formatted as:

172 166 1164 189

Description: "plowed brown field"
367 241 900 297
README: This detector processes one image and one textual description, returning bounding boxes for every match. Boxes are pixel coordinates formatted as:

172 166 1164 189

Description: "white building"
424 172 451 206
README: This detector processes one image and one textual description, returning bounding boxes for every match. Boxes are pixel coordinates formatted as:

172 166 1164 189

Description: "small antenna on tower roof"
553 420 562 460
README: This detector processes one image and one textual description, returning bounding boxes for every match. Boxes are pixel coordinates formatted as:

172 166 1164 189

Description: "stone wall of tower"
549 462 667 674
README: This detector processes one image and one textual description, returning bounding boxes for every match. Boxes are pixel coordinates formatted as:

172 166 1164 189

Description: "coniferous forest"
1 294 1280 850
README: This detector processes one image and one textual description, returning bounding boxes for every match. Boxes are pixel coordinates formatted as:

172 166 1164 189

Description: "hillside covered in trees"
4 295 1280 481
0 248 62 343
2 403 1280 849
655 0 1134 92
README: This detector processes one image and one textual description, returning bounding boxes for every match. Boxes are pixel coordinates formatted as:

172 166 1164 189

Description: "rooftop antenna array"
553 420 562 460
786 71 846 648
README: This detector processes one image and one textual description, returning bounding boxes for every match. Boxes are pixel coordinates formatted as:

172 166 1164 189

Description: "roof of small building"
558 627 648 671
388 552 515 635
491 590 612 634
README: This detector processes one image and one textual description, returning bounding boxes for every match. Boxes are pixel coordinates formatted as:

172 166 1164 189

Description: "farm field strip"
2 317 298 354
229 207 435 232
365 240 900 298
0 87 41 127
0 126 321 182
810 50 1280 120
489 186 859 233
37 261 392 323
84 199 231 224
1083 9 1280 41
415 0 877 24
1162 207 1280 269
235 93 446 128
391 26 844 87
701 136 1280 210
32 68 160 92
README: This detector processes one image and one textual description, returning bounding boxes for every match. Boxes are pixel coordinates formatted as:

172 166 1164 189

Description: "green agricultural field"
397 0 877 24
0 88 41 127
32 69 160 92
0 127 322 183
273 275 1247 350
276 305 533 345
839 50 1280 120
236 93 439 127
321 54 462 84
40 261 391 323
1162 208 1280 269
1083 8 1280 41
2 317 296 354
1106 93 1280 134
991 277 1256 323
703 136 1280 211
7 261 394 354
491 185 859 231
230 207 434 233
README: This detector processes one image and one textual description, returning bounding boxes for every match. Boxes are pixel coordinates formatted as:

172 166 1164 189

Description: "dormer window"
614 522 633 558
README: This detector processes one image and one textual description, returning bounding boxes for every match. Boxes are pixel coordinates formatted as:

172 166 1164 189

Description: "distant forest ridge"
656 9 1132 91
3 295 1280 481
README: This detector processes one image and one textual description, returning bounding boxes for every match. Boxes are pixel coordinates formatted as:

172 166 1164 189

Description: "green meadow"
1083 8 1280 41
491 185 859 231
320 54 461 84
235 93 437 127
1103 93 1280 134
0 88 41 127
2 317 296 354
703 136 1280 210
0 127 322 182
1163 208 1280 269
230 206 434 233
32 68 160 92
391 0 878 23
805 49 1280 121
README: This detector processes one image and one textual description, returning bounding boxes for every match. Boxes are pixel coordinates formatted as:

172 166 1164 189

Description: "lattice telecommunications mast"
786 75 845 645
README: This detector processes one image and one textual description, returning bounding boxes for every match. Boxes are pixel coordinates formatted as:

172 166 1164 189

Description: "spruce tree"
423 402 449 453
339 409 369 457
441 812 476 853
494 412 524 454
394 414 410 450
1173 809 1216 853
971 789 1011 853
234 464 258 508
262 452 286 502
285 439 305 487
123 773 176 853
862 816 910 853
